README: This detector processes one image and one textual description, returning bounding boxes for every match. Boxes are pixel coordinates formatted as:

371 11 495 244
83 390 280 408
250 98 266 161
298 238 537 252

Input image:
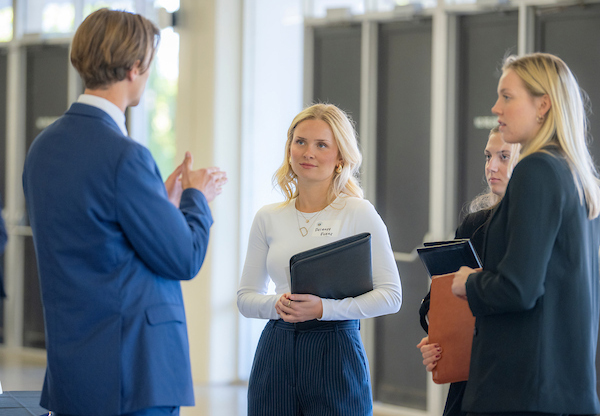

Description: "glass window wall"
0 0 12 41
83 0 135 15
309 0 365 18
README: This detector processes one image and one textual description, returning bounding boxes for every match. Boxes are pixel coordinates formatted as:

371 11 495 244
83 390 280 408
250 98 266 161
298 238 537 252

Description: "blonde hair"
273 103 363 202
503 53 600 219
468 127 520 213
71 8 160 89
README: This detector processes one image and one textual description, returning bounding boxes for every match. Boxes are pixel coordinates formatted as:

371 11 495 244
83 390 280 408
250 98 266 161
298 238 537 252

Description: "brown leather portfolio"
428 272 476 384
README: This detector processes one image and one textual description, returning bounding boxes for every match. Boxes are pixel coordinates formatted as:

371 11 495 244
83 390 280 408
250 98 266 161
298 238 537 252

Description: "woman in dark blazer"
417 127 519 416
453 53 600 415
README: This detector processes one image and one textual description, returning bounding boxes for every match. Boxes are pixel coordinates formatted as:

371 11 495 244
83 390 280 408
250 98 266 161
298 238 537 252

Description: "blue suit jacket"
22 103 213 415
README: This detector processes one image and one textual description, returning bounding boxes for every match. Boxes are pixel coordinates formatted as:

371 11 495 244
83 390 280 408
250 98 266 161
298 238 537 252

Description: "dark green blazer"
463 148 600 414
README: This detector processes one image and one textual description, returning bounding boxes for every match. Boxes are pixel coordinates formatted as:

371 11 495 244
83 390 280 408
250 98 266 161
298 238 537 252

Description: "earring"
536 115 544 124
336 164 343 174
289 157 292 165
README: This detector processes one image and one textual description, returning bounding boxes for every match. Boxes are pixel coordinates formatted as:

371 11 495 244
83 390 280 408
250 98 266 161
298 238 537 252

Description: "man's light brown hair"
71 8 160 90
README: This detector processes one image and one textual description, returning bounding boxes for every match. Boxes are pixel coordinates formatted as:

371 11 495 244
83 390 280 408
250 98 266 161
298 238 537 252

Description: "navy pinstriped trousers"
248 319 373 416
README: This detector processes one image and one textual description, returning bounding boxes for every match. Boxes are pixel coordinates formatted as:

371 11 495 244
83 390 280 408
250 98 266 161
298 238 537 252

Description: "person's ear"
127 60 142 81
538 94 551 117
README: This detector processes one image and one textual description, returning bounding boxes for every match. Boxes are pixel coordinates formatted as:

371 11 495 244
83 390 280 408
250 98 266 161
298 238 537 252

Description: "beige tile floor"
0 348 401 416
0 347 248 416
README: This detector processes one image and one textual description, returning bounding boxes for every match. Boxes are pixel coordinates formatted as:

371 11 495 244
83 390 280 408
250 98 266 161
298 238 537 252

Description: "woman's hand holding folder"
451 265 476 300
416 336 442 372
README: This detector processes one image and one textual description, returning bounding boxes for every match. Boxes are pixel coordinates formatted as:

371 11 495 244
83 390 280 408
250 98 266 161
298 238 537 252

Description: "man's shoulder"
32 103 121 140
67 102 109 117
65 103 125 135
27 106 143 168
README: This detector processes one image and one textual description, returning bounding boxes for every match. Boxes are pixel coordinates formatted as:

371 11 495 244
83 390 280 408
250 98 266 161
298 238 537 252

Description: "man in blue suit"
22 8 227 416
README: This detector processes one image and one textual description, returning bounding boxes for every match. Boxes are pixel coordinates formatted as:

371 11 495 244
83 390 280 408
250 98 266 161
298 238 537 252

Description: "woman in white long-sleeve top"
237 103 402 416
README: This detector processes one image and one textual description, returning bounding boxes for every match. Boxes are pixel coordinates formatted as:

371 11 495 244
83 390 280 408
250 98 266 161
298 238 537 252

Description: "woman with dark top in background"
417 126 519 416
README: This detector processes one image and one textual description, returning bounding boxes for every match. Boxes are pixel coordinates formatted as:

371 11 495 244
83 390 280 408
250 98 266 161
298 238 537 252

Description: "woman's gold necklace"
295 203 328 237
297 210 319 223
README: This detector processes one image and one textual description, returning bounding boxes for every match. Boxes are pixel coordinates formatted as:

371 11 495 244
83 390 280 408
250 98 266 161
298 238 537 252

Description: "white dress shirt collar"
77 94 128 137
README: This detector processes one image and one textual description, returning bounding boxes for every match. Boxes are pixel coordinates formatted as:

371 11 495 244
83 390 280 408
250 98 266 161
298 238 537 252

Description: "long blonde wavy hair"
273 103 363 203
503 53 600 219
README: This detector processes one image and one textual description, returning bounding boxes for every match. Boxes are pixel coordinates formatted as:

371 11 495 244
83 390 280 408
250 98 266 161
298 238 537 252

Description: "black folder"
417 239 482 278
290 232 373 299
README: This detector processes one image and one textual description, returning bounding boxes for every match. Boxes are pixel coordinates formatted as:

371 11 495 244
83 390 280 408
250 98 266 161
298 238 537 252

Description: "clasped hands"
165 151 228 206
276 293 323 323
417 265 473 372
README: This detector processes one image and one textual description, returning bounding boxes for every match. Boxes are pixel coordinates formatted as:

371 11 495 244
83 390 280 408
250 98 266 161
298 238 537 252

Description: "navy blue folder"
417 239 482 278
